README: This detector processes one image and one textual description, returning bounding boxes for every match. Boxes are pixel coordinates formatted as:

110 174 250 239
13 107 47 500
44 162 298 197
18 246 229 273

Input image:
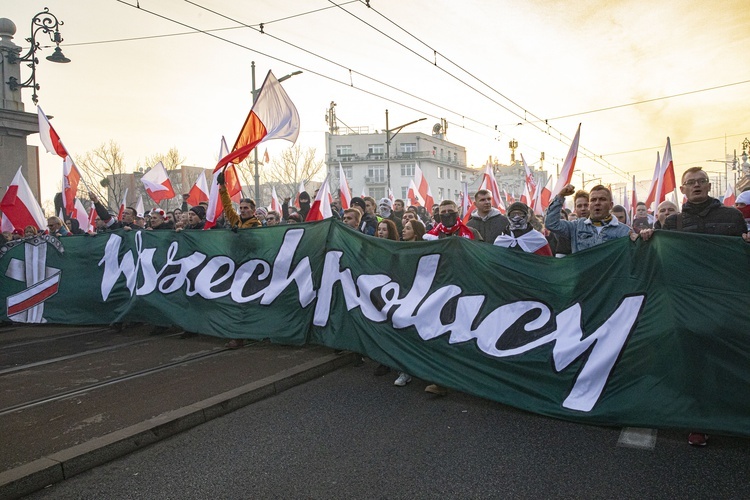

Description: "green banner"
2 221 749 435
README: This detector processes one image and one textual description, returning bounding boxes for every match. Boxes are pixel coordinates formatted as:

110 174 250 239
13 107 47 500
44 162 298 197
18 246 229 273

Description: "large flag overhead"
38 107 81 215
551 123 581 198
414 165 434 208
644 152 660 211
37 106 68 158
215 71 300 172
305 174 333 221
0 212 14 232
0 167 47 230
141 162 175 204
186 172 209 207
655 137 676 206
338 161 351 210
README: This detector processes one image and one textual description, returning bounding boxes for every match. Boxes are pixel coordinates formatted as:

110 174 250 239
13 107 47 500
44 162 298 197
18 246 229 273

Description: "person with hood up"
377 197 402 234
466 189 509 243
494 202 552 256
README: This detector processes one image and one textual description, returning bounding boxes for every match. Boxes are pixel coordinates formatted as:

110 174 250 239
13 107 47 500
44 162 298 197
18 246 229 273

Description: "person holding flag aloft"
217 171 261 230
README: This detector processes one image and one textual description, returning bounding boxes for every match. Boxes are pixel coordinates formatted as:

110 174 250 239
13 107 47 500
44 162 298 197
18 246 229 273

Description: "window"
336 145 353 157
438 187 444 201
401 187 409 199
335 166 352 180
400 163 415 177
401 143 417 153
437 166 444 179
369 188 385 200
368 144 384 159
367 165 385 183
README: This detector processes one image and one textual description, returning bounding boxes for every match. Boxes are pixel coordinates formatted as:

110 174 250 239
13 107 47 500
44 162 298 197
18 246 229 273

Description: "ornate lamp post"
5 7 70 105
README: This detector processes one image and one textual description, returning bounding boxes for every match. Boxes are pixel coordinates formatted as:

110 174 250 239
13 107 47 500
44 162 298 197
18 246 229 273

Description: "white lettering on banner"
99 228 645 412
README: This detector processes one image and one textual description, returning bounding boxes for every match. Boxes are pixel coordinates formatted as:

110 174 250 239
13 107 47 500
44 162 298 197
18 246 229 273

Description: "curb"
0 352 354 499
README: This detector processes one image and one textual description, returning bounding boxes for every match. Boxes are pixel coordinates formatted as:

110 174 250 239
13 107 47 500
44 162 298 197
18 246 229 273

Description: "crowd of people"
2 167 748 444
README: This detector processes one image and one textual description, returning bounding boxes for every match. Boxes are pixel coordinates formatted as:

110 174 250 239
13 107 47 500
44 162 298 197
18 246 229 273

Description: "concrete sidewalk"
0 337 354 499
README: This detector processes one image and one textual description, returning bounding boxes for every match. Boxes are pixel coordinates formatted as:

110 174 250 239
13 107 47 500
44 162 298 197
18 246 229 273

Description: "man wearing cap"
179 205 206 230
545 184 631 253
466 189 509 244
146 208 174 230
734 190 750 231
378 197 402 234
494 202 552 256
217 172 261 229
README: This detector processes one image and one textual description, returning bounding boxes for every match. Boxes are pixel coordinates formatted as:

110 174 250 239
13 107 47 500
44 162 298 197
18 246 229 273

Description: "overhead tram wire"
347 0 631 180
117 0 494 141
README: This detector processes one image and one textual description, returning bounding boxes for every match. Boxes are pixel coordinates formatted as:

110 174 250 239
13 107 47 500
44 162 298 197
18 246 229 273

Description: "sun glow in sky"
4 0 750 207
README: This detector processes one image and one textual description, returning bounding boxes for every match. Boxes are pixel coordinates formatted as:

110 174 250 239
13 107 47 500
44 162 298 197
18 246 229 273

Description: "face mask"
440 212 458 227
738 205 750 219
379 206 391 218
508 214 528 231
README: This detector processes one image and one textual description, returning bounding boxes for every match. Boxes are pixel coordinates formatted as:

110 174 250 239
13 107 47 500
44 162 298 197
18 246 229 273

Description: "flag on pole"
0 212 14 233
480 161 505 213
263 149 270 164
338 161 351 210
206 138 244 229
644 152 660 212
407 178 425 207
305 174 333 221
0 167 47 230
118 188 129 221
294 180 306 208
414 165 434 208
218 136 242 203
461 182 474 224
38 107 81 216
37 106 68 158
141 162 175 204
628 176 637 222
388 188 395 203
62 156 81 217
186 172 209 207
135 194 145 218
533 176 553 215
551 123 581 198
723 184 736 207
72 198 89 232
87 205 97 233
270 186 283 214
655 137 676 207
215 71 300 172
520 154 537 211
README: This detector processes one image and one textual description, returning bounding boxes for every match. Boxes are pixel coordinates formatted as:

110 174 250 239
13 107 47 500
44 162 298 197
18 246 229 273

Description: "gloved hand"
217 171 225 186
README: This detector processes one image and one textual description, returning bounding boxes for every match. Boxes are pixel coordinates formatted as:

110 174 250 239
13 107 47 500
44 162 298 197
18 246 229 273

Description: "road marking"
618 427 657 450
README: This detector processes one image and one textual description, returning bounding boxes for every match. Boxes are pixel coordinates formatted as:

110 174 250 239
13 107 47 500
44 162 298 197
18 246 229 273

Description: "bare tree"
138 147 188 212
255 145 325 202
74 140 128 212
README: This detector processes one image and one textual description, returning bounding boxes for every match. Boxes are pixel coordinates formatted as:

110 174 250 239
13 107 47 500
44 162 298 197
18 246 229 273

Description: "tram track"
0 326 114 350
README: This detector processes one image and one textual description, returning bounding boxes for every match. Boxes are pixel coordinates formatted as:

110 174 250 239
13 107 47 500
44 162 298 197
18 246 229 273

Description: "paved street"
27 360 750 499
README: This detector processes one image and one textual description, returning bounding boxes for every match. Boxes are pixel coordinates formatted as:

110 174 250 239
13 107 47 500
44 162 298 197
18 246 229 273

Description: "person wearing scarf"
424 200 482 241
494 202 552 256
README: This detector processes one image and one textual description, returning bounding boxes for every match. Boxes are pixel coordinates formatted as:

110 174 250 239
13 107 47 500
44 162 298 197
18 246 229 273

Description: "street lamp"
5 8 70 104
385 109 426 191
250 61 302 202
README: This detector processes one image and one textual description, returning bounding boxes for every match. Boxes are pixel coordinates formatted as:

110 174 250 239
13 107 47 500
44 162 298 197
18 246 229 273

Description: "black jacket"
662 198 746 236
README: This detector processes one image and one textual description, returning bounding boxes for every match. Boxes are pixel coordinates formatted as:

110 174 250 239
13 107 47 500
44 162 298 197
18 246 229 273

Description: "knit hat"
378 197 393 209
506 202 530 218
736 190 750 205
255 207 268 218
350 197 366 212
150 208 167 220
189 205 206 219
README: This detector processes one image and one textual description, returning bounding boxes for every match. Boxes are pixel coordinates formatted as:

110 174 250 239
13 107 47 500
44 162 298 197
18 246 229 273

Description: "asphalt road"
27 360 750 500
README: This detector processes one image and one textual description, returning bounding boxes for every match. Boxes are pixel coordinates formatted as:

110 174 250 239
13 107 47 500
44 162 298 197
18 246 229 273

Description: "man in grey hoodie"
466 189 509 243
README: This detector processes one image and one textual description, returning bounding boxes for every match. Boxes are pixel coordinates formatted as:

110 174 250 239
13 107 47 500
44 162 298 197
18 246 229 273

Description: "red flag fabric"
305 174 333 221
407 178 424 207
72 198 89 232
294 180 306 208
38 107 81 215
37 106 68 158
141 162 175 204
644 152 660 211
187 172 209 207
263 149 270 164
414 165 434 209
551 123 581 198
270 186 283 214
338 161 351 210
118 188 128 221
87 206 97 233
520 154 537 212
62 156 81 215
480 162 505 213
723 184 736 207
655 137 676 206
215 71 300 172
0 167 47 230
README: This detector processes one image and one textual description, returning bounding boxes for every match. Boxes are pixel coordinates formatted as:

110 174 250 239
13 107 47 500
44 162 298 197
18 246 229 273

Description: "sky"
4 0 750 207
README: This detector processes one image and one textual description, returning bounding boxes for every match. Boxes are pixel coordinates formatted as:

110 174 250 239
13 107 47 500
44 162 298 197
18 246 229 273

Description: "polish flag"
62 156 81 217
0 167 46 230
533 176 553 215
141 161 175 204
505 190 514 206
520 154 537 211
38 107 81 215
294 180 306 208
218 136 242 203
72 198 89 232
305 174 333 221
186 172 209 207
407 178 425 207
551 123 581 198
0 212 14 232
628 176 637 222
338 161 351 210
215 71 300 172
118 188 128 221
655 137 676 206
461 183 474 224
37 106 68 158
135 194 145 218
723 184 736 207
644 152 660 211
206 138 243 229
414 165 434 209
87 205 97 233
480 161 504 213
270 186 283 214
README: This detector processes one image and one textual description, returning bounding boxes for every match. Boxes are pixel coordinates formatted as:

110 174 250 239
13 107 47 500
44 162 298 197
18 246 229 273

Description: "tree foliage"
73 140 127 212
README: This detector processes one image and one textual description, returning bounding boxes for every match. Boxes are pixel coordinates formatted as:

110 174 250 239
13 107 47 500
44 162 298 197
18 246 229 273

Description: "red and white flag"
217 136 242 203
294 180 306 208
551 123 581 198
388 188 395 203
644 152 660 212
1 212 14 233
37 106 68 158
87 205 97 233
461 183 474 224
723 184 736 207
305 174 333 221
480 161 505 213
655 137 676 206
215 71 300 172
118 188 128 221
338 161 351 210
263 148 270 164
186 172 209 207
141 161 175 204
533 176 553 215
407 178 425 207
62 156 81 216
520 154 537 211
0 167 46 230
135 194 145 218
270 186 283 214
414 165 434 209
38 107 81 215
72 198 89 232
206 138 243 229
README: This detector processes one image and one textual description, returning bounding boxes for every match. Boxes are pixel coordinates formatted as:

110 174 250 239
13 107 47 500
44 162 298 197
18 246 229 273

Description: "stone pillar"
0 17 41 203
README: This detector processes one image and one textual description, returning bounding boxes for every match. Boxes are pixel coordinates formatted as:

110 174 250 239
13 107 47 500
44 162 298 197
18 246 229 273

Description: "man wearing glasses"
265 211 281 226
639 167 748 241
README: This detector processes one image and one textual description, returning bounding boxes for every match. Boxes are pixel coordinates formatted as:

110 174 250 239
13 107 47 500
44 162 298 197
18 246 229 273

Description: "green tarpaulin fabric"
2 220 749 435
